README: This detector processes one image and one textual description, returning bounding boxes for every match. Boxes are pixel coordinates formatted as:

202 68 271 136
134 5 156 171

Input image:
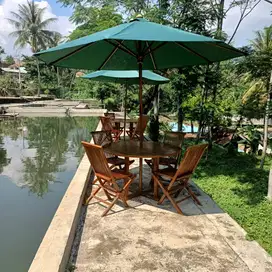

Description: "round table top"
104 141 180 158
113 118 138 123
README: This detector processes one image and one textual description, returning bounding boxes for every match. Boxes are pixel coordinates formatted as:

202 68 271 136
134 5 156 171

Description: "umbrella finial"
136 14 143 18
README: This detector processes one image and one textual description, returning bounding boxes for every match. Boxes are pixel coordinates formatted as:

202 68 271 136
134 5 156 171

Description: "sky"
0 0 271 57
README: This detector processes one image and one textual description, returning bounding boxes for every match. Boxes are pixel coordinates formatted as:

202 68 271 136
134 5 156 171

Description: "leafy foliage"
196 145 272 255
3 55 15 66
69 5 122 40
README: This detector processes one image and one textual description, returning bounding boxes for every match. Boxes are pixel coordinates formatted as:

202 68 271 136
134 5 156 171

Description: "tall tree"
4 55 15 66
237 26 272 166
7 0 60 96
69 5 122 40
48 32 63 88
251 26 272 168
0 46 5 67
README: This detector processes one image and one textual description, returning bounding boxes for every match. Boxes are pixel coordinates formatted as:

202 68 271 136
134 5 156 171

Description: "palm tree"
49 32 63 88
7 0 60 96
246 26 272 168
251 26 272 52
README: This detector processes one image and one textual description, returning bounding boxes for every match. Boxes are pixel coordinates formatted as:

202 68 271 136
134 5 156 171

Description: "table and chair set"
82 112 208 217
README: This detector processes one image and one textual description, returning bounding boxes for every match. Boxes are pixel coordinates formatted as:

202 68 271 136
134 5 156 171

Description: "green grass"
193 146 272 255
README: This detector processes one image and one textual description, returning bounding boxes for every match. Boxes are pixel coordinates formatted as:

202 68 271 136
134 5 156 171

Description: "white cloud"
0 0 74 57
224 0 272 46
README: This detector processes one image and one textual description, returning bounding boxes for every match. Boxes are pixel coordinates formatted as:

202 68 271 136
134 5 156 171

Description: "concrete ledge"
28 121 102 272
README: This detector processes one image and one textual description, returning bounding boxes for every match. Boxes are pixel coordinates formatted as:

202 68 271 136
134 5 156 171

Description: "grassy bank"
194 146 272 255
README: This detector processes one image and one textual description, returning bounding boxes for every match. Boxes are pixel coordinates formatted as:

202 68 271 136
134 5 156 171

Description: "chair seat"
107 157 134 166
111 168 136 179
159 157 177 165
156 167 192 181
145 157 177 168
155 167 177 178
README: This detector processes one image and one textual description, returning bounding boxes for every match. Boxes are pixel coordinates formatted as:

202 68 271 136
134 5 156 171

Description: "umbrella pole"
138 60 143 144
138 58 143 194
124 83 128 141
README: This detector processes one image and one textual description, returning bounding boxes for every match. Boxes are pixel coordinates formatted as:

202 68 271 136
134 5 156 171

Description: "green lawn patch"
194 146 272 255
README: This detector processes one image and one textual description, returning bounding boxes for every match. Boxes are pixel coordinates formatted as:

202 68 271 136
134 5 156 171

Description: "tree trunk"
36 58 41 97
217 0 225 39
154 85 159 120
177 94 183 131
69 71 76 92
260 73 272 169
57 67 61 88
18 65 22 94
198 81 206 140
268 169 272 201
149 85 160 142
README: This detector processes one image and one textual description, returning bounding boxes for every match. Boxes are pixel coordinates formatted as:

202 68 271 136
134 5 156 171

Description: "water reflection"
0 116 98 272
0 136 10 173
0 117 98 197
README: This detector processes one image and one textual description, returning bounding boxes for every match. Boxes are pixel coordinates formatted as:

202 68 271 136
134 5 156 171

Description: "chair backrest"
91 131 114 159
104 112 115 121
81 141 113 180
134 115 149 134
176 144 208 178
100 116 114 131
163 131 186 148
91 131 113 147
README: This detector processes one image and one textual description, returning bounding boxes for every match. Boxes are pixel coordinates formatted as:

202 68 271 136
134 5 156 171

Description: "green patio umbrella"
35 15 245 141
81 70 169 139
81 70 169 85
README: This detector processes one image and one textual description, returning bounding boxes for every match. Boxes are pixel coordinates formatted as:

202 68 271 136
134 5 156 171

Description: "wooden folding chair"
152 144 208 215
127 115 149 140
100 116 123 142
91 131 134 169
145 131 186 169
104 112 115 120
82 141 136 217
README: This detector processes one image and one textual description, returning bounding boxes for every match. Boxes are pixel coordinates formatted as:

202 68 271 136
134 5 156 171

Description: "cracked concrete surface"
70 162 272 272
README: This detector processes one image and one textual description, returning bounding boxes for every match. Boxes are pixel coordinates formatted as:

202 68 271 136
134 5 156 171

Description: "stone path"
69 161 272 272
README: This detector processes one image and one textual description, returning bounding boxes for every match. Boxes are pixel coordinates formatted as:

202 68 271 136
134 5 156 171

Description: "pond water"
0 116 98 272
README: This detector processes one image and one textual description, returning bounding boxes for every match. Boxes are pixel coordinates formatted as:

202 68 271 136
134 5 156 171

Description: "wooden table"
113 118 138 134
104 141 180 199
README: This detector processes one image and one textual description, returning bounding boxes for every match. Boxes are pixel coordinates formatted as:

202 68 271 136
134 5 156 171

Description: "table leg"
124 157 129 174
152 157 159 201
115 121 120 130
139 158 143 194
130 123 134 136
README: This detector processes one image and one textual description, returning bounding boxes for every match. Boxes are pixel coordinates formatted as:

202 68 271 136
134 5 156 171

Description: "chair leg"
122 196 129 207
186 185 202 206
123 176 134 201
98 178 112 201
102 195 119 217
153 176 183 215
85 185 102 205
158 178 177 204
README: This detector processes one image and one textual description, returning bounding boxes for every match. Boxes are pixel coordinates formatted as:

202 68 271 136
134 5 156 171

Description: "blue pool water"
170 122 198 133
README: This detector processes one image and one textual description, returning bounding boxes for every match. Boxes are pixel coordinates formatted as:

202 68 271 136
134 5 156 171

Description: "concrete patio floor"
69 161 272 272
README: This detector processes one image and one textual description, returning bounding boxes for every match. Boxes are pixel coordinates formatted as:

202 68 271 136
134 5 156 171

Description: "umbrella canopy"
35 17 244 70
81 70 169 85
35 16 245 142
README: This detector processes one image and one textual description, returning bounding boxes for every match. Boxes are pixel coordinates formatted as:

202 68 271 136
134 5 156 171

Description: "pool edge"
28 121 102 272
